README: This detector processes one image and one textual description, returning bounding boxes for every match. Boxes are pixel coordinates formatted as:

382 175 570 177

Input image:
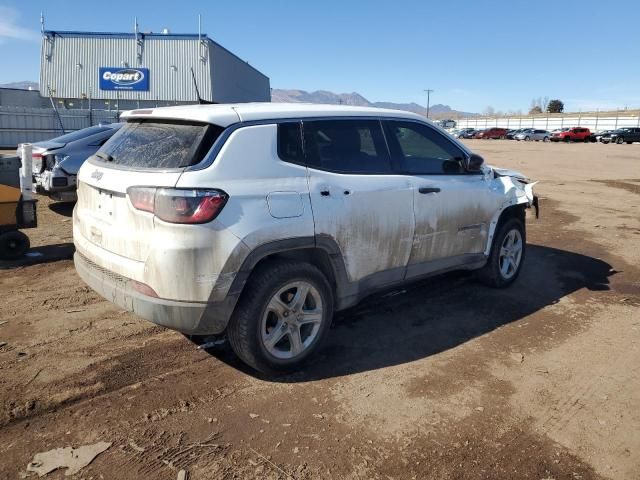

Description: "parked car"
436 119 457 129
589 130 614 143
600 127 640 144
73 104 537 373
456 128 476 139
550 127 591 142
458 128 477 139
506 128 527 140
515 129 550 142
22 123 123 202
475 128 508 139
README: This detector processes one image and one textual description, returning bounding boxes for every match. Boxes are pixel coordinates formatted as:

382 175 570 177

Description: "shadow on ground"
201 244 613 380
0 243 74 270
48 202 75 217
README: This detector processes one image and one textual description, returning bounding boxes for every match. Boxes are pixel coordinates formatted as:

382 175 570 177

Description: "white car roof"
120 102 428 127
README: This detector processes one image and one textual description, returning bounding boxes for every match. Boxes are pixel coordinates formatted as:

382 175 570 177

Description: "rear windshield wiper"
95 152 114 162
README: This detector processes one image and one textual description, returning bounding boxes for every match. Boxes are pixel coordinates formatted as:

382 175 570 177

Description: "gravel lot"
1 140 639 479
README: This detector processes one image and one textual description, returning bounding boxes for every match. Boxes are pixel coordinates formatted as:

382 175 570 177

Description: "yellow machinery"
0 145 37 259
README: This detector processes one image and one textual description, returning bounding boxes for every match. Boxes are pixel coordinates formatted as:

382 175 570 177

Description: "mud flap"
532 195 540 219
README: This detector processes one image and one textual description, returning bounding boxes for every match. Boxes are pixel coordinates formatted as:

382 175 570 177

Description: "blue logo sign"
99 67 149 91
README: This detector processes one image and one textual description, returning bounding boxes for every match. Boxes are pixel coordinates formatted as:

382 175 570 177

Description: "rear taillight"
127 187 228 224
128 187 156 213
32 153 43 159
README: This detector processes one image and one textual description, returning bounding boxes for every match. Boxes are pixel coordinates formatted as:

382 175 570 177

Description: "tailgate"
75 161 182 261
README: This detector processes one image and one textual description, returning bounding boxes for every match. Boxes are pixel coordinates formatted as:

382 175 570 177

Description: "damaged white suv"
73 104 537 373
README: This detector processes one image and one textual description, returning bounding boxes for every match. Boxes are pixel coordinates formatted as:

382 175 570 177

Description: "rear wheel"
477 217 525 288
227 260 334 373
0 230 30 260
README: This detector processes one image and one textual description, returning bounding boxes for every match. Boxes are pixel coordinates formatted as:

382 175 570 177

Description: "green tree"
529 106 543 115
547 99 564 113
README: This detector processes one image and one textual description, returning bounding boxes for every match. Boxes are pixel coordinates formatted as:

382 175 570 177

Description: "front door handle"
419 187 441 194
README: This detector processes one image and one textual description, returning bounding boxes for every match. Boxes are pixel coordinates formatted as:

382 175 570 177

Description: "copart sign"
99 67 149 91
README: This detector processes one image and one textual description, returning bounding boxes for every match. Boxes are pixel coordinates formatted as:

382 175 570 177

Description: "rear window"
97 120 223 169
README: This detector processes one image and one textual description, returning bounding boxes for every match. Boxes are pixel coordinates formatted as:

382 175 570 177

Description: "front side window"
303 120 391 174
384 121 466 175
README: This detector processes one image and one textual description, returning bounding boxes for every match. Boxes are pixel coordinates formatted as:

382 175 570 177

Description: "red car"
550 127 591 142
474 127 508 139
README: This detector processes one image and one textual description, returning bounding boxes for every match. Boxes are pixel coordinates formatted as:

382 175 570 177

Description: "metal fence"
0 106 120 148
455 112 640 132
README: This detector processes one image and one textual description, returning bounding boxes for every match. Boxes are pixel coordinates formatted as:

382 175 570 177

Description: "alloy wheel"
498 229 523 280
260 281 324 360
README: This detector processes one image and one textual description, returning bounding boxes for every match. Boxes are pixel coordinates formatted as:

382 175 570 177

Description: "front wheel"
477 217 526 288
227 260 334 373
543 136 550 142
524 136 531 141
616 137 624 144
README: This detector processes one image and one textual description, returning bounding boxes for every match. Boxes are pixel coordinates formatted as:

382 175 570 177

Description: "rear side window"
277 122 304 164
97 120 223 169
303 119 391 174
384 121 466 175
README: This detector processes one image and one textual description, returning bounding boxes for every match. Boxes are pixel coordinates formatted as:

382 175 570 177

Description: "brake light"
32 153 43 158
127 187 228 224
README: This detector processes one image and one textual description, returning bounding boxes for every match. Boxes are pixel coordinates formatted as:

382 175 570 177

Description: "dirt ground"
1 140 639 479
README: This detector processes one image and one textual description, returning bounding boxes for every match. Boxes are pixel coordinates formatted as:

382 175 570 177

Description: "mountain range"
271 89 477 118
0 82 476 118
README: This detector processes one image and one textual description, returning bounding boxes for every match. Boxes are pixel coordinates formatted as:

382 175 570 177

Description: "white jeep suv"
73 103 537 373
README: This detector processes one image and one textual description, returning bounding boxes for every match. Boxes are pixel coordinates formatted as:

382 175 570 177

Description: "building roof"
121 102 427 127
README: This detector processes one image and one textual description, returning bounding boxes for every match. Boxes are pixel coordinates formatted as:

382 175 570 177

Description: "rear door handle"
419 187 441 194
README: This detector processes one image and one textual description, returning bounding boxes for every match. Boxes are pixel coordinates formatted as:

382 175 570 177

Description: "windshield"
49 125 113 144
96 120 223 169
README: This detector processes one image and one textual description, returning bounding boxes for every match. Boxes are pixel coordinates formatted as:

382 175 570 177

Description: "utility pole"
424 89 434 119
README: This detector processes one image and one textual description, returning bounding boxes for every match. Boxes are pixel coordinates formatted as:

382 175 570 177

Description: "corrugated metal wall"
0 89 49 108
0 106 119 148
41 35 212 102
40 33 271 103
209 43 271 103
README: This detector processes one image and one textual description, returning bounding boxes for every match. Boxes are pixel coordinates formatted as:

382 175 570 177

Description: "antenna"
190 67 213 105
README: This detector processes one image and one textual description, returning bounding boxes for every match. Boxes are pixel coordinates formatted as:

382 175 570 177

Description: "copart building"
38 29 271 109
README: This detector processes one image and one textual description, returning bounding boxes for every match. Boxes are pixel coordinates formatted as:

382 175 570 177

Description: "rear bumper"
74 252 237 335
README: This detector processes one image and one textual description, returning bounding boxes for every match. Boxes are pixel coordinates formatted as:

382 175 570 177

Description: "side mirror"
467 153 484 172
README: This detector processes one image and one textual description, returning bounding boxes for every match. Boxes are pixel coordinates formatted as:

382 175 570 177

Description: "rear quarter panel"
176 123 314 257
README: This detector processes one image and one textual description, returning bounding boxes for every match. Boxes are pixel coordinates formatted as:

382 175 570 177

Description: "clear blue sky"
1 0 639 113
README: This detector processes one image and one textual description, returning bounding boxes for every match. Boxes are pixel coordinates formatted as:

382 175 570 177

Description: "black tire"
524 136 531 141
627 141 633 144
564 136 571 143
227 259 334 374
0 230 30 260
543 136 550 142
477 217 526 288
617 137 624 144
